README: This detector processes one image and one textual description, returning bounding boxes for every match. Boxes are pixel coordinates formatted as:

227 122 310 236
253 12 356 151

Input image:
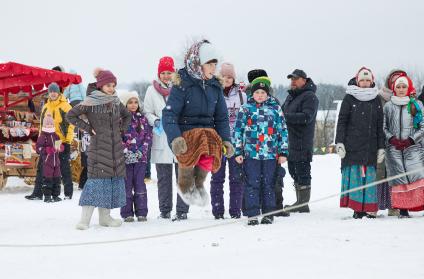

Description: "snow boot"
75 206 95 230
353 211 366 219
159 212 171 219
261 216 274 224
214 214 224 220
44 196 53 203
124 216 135 222
230 214 241 219
399 209 411 219
365 212 377 219
247 217 259 226
388 209 400 217
52 196 62 202
25 194 42 200
137 216 147 222
286 185 310 213
172 212 188 222
98 208 123 227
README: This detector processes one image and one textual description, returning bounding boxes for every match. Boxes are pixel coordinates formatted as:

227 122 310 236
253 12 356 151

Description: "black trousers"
288 161 311 186
43 177 61 197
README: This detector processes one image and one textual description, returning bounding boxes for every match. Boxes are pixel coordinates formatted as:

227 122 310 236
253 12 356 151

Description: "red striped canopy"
0 62 82 95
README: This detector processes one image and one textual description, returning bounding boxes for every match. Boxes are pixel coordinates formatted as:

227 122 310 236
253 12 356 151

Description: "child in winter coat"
144 56 190 221
336 67 385 219
384 75 424 218
162 40 234 211
119 91 153 222
67 68 131 230
36 114 64 203
234 76 288 225
210 62 246 219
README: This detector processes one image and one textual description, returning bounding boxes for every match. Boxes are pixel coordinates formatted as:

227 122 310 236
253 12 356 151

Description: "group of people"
336 68 424 219
23 39 424 229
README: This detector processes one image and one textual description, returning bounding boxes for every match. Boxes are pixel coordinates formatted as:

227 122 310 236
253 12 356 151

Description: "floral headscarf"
184 39 209 80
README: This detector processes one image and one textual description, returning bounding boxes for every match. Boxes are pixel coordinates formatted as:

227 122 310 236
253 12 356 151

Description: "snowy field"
1 154 423 279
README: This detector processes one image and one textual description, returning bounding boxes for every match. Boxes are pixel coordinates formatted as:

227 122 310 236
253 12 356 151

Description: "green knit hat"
251 76 271 94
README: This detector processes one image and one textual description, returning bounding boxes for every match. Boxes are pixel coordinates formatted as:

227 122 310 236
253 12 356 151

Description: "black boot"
214 214 224 220
25 194 42 200
42 186 53 203
399 209 411 218
247 218 259 226
159 212 171 219
353 211 366 219
286 185 310 213
260 216 274 224
52 196 62 202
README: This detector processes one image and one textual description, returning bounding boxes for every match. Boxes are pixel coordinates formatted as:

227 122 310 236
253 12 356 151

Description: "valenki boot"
75 206 95 230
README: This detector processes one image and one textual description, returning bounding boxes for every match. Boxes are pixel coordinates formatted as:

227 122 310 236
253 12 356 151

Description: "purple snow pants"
120 162 148 218
210 157 244 217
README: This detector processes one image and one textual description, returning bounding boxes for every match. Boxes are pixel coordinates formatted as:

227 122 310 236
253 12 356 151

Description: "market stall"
0 62 82 189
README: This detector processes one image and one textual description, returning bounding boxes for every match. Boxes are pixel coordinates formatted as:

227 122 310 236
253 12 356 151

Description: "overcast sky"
2 0 423 87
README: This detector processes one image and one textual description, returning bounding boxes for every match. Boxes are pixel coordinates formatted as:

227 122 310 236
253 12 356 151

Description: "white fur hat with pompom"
118 90 140 106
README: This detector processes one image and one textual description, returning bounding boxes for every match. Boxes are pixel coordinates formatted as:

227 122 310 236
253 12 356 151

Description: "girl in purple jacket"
118 91 153 222
36 114 64 203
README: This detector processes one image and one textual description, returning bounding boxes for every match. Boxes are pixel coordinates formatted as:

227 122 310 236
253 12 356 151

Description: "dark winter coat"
335 93 385 168
282 78 319 162
162 68 231 147
36 131 63 178
66 99 131 179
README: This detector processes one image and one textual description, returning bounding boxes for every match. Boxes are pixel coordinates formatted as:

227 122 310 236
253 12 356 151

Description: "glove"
222 141 235 158
400 138 414 150
336 143 346 159
153 119 164 136
154 119 161 128
377 149 385 164
171 137 187 156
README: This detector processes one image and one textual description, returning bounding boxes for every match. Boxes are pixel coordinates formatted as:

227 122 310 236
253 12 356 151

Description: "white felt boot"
75 206 95 230
98 208 123 227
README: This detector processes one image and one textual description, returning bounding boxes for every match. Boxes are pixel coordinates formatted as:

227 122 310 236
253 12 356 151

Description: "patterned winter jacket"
122 111 153 164
233 96 288 160
225 85 247 135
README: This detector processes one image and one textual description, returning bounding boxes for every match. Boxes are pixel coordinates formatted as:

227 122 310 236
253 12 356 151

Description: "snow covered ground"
1 154 423 279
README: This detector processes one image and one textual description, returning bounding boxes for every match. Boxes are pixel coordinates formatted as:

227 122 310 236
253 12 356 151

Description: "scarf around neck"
391 95 410 106
79 90 121 114
153 80 171 97
346 85 378 102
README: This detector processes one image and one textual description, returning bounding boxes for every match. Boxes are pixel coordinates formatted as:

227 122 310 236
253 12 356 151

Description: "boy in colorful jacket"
233 76 288 225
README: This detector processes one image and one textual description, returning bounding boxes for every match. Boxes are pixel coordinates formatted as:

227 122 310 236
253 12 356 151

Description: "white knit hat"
356 67 374 82
199 43 218 65
118 91 140 106
394 76 409 88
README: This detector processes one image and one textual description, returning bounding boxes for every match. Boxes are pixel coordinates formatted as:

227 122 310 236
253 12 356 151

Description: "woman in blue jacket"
162 40 234 210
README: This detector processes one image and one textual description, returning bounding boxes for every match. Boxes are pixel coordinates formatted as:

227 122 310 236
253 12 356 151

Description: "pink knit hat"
42 114 55 133
95 69 117 89
220 62 236 79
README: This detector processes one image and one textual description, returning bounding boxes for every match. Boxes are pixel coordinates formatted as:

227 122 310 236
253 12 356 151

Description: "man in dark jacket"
283 69 319 213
